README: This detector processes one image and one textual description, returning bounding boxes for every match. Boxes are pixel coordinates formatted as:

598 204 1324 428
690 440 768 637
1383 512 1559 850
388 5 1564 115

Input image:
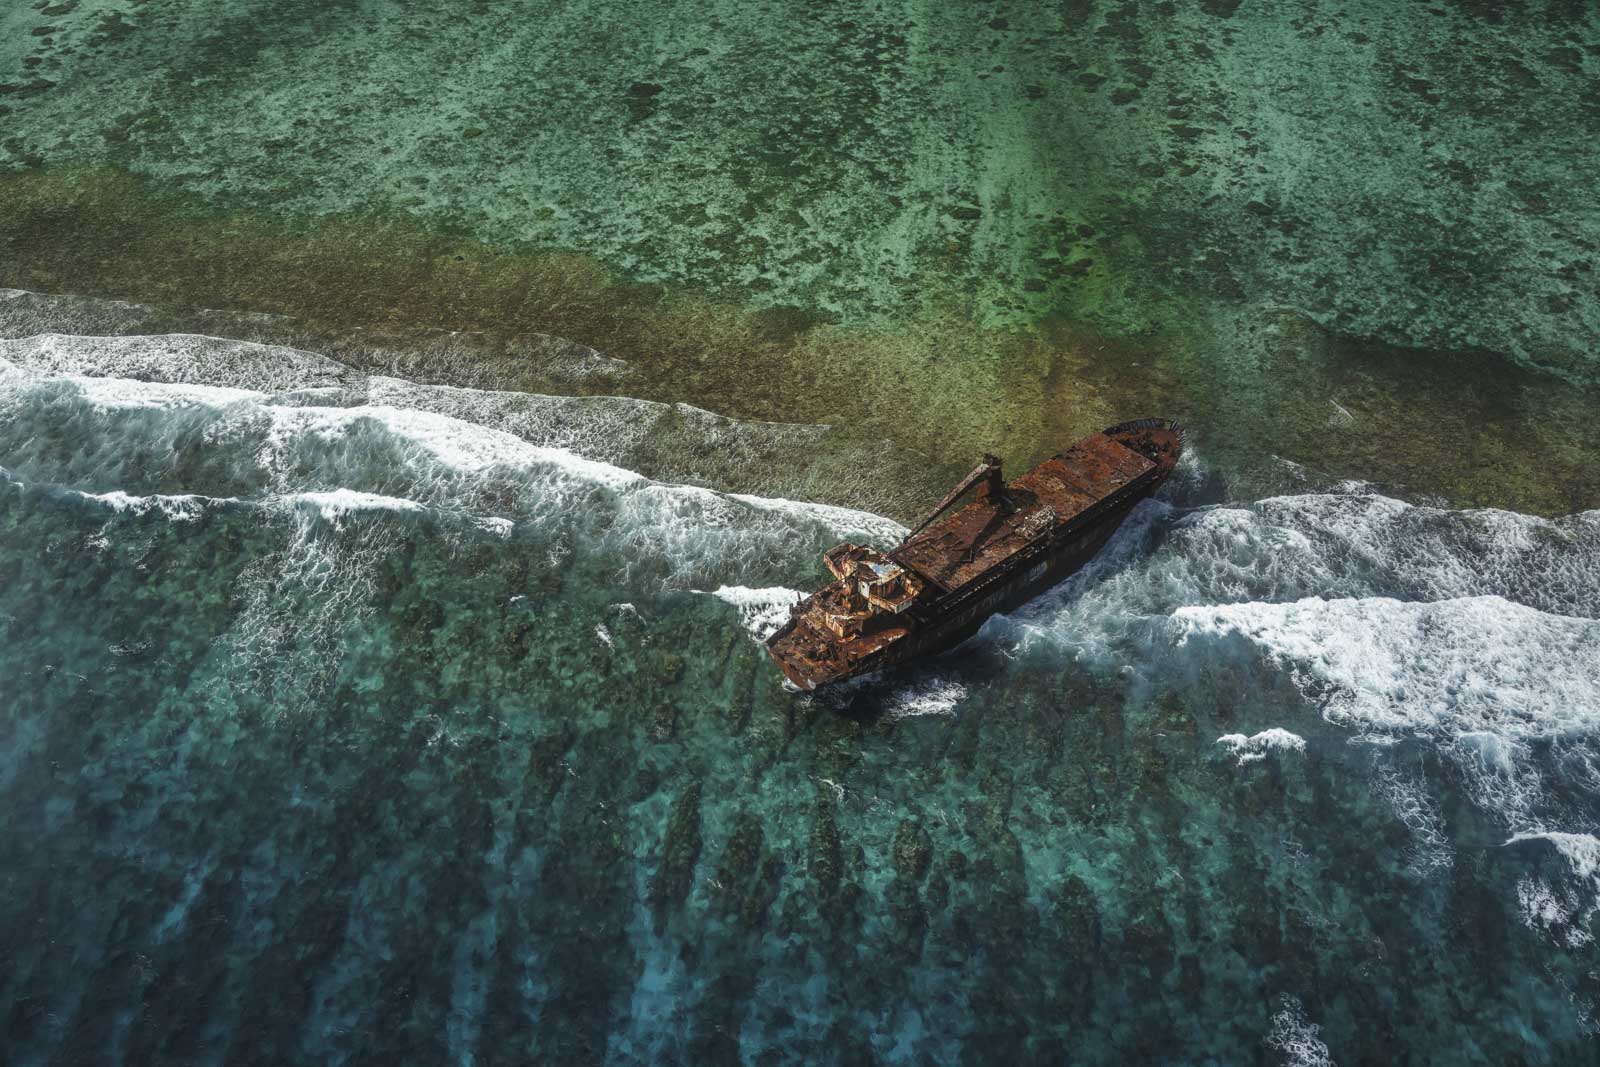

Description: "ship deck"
893 435 1155 593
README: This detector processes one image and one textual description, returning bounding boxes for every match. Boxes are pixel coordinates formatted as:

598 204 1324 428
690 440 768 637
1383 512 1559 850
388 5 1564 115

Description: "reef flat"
3 1 1600 513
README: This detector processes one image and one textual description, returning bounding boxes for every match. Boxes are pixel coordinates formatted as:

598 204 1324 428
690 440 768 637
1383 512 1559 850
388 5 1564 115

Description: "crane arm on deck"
898 454 1003 545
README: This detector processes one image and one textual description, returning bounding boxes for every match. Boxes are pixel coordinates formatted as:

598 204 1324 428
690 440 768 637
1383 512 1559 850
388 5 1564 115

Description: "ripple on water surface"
1 326 1597 1064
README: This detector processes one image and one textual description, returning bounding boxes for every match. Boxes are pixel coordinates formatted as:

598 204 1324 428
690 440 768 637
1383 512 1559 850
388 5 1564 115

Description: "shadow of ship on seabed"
767 420 1186 704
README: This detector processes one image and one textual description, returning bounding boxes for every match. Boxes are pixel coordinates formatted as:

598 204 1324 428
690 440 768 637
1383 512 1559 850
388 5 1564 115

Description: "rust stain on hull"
766 419 1185 691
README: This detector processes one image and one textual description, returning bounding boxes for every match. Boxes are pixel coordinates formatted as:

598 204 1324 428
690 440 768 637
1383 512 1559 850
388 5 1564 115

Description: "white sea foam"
5 358 895 595
473 516 514 538
989 497 1173 657
1267 995 1335 1067
73 489 217 522
2 331 846 510
290 489 426 521
883 679 968 720
64 486 428 525
1236 493 1599 618
366 375 666 464
0 332 351 392
1173 596 1599 741
1216 728 1306 765
1456 730 1520 777
730 491 907 548
977 482 1599 839
1001 493 1598 663
703 585 803 641
1173 595 1599 822
246 401 644 487
1505 832 1600 884
67 373 265 411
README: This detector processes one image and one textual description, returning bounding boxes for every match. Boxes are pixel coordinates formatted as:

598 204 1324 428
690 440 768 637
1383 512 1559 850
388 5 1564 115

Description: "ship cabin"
809 542 926 640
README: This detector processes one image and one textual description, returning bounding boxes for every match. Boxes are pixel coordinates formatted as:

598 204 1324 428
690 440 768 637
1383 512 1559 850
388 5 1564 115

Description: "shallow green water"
5 0 1598 373
3 2 1600 1064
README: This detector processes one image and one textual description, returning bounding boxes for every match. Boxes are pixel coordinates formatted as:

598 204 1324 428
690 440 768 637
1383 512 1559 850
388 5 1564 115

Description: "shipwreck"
766 419 1185 690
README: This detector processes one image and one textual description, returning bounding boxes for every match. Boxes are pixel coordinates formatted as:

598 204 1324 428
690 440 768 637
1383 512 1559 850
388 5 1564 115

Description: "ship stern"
764 622 835 691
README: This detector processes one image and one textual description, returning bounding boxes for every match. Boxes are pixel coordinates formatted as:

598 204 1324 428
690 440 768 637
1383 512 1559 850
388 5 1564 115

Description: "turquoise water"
5 0 1598 375
2 299 1598 1063
4 1 1600 1063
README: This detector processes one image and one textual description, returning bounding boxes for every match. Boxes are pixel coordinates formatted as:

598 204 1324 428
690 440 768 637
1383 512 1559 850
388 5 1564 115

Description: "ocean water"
7 1 1600 519
6 0 1598 371
2 306 1597 1064
4 1 1600 1063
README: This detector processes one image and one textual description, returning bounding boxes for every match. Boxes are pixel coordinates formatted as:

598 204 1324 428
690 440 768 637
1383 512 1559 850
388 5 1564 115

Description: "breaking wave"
1217 728 1306 766
973 481 1600 835
0 340 899 597
5 321 1597 863
704 585 805 642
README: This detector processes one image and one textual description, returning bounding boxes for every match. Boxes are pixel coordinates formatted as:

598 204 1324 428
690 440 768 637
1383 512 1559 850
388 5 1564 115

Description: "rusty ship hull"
766 419 1184 691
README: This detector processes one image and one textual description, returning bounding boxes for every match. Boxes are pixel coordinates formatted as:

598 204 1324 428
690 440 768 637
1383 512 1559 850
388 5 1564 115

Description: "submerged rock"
648 782 703 930
892 818 932 883
709 811 784 931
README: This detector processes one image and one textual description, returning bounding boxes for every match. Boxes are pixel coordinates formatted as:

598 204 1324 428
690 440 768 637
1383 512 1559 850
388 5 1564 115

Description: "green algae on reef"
4 0 1600 514
3 0 1598 378
4 167 1600 517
